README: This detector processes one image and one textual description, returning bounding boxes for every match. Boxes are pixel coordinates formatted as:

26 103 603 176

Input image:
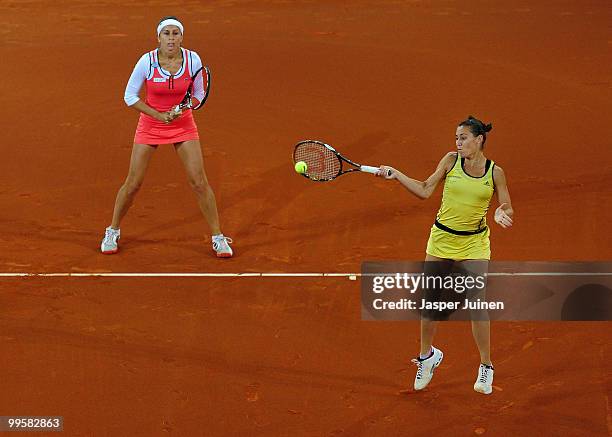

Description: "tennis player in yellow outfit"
378 116 514 395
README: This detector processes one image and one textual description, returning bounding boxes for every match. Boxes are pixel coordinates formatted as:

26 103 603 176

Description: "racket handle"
360 165 380 174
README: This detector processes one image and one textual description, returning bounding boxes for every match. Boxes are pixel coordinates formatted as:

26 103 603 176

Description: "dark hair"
158 16 182 25
458 115 493 147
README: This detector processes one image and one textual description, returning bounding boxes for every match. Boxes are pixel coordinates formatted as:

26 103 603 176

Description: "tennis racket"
293 140 389 182
172 66 211 115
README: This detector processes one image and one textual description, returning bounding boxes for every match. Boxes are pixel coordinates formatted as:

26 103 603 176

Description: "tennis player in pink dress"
100 16 232 258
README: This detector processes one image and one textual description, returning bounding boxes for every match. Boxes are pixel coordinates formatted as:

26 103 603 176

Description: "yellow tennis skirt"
426 224 491 260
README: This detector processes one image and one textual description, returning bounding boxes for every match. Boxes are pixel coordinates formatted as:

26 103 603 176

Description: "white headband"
157 19 184 36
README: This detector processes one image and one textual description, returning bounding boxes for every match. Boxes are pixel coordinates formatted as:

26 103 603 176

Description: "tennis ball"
294 161 308 174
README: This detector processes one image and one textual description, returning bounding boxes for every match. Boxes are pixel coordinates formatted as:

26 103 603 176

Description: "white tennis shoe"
212 234 233 258
412 346 444 390
474 364 494 394
101 226 120 254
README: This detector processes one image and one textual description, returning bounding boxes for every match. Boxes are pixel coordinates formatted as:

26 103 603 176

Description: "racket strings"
294 142 341 181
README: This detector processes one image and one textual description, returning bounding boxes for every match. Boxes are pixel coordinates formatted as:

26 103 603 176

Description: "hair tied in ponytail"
458 115 493 148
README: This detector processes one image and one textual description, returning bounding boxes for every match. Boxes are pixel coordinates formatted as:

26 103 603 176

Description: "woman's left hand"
494 203 513 228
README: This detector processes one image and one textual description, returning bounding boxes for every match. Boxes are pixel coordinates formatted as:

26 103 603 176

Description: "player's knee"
123 179 143 196
189 177 209 195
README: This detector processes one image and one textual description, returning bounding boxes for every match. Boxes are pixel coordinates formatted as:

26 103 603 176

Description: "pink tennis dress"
133 48 199 145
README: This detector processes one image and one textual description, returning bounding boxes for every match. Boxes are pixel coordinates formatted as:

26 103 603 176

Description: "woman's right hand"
377 165 397 180
156 111 176 124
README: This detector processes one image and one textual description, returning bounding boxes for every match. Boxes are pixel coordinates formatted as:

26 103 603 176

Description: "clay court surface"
1 0 611 435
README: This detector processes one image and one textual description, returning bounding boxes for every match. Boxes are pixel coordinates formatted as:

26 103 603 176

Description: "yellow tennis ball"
294 161 308 174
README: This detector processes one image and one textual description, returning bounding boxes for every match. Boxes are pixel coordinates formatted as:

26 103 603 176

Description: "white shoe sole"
216 252 232 258
474 384 493 395
101 241 119 254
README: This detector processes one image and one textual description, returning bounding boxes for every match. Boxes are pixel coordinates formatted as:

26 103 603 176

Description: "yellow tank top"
436 154 495 232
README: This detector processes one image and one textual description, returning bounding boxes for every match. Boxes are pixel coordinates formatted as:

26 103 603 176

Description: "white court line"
0 272 356 278
0 272 610 280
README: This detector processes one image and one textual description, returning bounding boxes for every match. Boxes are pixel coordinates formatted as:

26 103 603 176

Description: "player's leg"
420 253 449 354
174 140 221 233
471 318 491 364
174 140 232 257
102 143 156 254
461 259 491 365
461 259 494 394
412 253 447 390
111 143 157 228
471 318 494 394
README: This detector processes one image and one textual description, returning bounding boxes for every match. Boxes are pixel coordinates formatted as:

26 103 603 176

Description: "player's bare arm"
378 152 456 199
493 165 514 228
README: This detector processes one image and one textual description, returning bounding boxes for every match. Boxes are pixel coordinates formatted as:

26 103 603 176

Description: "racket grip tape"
360 165 380 174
